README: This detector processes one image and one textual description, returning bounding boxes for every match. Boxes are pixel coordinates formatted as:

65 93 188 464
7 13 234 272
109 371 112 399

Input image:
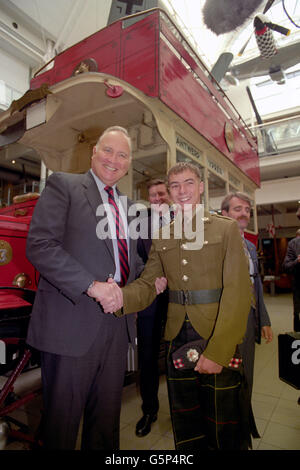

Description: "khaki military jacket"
120 211 251 367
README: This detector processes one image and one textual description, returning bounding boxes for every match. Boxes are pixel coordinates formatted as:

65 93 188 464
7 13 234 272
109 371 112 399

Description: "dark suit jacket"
26 171 142 357
245 239 271 343
283 237 300 279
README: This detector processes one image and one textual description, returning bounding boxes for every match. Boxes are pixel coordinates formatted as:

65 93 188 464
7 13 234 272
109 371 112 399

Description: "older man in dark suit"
26 126 145 450
283 229 300 332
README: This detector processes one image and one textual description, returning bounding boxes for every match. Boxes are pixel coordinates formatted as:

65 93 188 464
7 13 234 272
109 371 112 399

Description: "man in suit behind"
26 126 143 450
221 192 273 396
135 179 171 437
282 228 300 332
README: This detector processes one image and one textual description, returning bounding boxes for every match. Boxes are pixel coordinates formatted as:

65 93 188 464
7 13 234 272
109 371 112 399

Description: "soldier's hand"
194 354 223 374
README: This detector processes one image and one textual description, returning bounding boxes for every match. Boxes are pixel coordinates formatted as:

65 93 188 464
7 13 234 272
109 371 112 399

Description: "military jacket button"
182 275 189 282
182 259 188 266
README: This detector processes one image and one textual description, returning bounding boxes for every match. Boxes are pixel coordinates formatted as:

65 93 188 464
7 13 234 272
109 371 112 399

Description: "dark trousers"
40 315 129 450
166 319 253 451
239 308 256 397
137 296 166 415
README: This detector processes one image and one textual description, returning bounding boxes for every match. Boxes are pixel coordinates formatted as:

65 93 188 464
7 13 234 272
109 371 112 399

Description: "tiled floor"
1 293 299 451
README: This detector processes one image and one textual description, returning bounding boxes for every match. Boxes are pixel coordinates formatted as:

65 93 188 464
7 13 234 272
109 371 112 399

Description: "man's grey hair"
221 192 251 212
95 126 132 154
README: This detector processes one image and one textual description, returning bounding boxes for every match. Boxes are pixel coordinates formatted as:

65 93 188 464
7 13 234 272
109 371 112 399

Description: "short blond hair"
167 162 202 185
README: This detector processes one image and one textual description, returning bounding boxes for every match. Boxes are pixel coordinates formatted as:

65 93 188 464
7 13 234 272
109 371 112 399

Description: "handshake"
86 277 168 313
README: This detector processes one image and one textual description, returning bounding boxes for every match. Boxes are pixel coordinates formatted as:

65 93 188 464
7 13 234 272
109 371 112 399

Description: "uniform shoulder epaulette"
211 213 232 221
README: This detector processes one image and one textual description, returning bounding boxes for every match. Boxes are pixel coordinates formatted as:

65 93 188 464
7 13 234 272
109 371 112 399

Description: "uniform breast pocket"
153 239 179 275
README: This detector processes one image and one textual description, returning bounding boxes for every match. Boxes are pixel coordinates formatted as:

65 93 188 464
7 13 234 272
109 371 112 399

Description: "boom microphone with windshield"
202 0 264 35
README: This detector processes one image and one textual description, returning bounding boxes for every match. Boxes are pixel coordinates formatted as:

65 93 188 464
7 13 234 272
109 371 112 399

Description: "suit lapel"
246 239 259 274
82 171 115 263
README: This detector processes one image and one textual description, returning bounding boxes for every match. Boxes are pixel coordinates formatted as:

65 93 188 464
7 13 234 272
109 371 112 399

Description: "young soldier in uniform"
102 162 254 450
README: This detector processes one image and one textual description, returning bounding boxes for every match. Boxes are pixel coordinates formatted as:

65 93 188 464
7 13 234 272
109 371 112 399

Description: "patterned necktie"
104 186 129 286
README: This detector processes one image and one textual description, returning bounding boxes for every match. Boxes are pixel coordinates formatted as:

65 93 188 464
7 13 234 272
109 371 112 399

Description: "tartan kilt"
166 319 257 451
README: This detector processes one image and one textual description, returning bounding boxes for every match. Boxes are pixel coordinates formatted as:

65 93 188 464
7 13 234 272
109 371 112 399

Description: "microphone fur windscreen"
202 0 264 35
